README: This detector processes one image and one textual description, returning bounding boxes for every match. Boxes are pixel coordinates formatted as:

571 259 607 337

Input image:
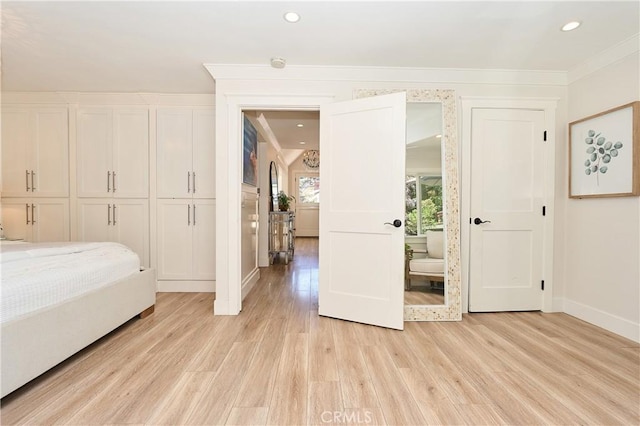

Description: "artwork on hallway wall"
569 101 639 198
243 114 258 186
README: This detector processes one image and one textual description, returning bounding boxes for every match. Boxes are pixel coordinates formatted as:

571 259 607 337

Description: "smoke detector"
270 57 286 69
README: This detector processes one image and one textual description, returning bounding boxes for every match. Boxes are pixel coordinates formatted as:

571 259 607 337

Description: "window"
298 175 320 204
405 175 443 236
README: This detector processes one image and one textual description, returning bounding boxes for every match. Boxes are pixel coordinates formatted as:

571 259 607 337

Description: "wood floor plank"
2 238 638 426
266 333 309 425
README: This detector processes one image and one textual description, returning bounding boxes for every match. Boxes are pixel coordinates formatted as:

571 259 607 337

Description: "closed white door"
192 199 216 280
1 109 30 196
31 108 69 197
77 108 113 197
319 92 406 330
31 199 69 242
113 109 149 198
112 200 149 267
157 109 193 198
77 199 112 243
469 108 545 312
157 199 193 279
0 200 31 240
192 109 216 198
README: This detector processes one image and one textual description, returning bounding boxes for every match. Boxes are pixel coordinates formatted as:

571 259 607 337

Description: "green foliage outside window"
405 175 443 236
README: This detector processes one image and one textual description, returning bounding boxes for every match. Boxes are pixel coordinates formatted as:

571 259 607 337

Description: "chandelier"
302 150 320 169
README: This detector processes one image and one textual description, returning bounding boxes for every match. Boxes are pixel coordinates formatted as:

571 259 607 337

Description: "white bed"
1 241 156 398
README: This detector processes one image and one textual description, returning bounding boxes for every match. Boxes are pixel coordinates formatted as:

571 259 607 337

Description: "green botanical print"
584 129 623 185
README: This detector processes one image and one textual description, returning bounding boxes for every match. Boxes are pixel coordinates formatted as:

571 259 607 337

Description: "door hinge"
543 130 547 141
541 280 545 291
542 206 546 216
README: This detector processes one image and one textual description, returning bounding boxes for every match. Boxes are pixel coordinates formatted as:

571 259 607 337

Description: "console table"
269 211 295 264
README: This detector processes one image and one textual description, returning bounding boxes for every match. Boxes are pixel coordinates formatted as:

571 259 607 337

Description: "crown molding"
1 92 214 106
205 64 567 87
567 34 640 84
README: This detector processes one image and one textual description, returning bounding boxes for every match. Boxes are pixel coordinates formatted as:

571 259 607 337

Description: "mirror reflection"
404 103 445 306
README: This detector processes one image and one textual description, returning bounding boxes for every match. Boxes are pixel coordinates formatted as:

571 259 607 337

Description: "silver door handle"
192 172 196 194
31 204 36 224
26 170 30 191
26 203 30 225
188 172 191 193
108 204 111 225
107 171 111 192
112 171 116 193
188 204 191 225
193 204 196 226
113 204 117 225
31 171 36 191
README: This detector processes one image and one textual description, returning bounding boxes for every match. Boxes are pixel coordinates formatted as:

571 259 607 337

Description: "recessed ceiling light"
270 57 286 69
296 123 304 128
284 12 300 23
561 21 581 32
299 141 306 145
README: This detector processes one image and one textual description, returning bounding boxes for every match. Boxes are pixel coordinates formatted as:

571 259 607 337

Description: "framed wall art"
242 114 258 186
569 101 639 198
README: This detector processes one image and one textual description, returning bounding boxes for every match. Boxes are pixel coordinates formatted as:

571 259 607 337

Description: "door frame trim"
460 97 559 313
213 93 334 315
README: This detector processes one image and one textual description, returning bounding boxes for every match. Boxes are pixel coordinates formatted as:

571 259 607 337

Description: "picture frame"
569 101 639 198
242 114 258 186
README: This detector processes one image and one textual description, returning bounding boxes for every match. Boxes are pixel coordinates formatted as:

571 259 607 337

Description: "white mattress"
1 241 140 324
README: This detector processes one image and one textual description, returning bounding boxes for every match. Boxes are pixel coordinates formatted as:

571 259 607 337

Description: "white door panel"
113 200 149 267
113 109 149 198
157 200 193 279
31 199 69 242
1 109 30 196
192 200 216 280
469 109 545 312
193 109 216 198
32 109 69 197
319 92 406 330
77 109 113 197
157 109 193 198
77 200 112 243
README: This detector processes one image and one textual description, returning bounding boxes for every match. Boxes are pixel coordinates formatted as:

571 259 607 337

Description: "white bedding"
1 242 140 324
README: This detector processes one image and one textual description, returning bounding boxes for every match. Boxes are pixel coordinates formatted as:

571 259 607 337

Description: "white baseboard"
241 268 260 301
157 280 215 293
563 298 640 343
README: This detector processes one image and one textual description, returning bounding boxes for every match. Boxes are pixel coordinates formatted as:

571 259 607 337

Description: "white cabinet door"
193 109 215 199
157 199 193 279
157 109 193 198
192 199 216 280
31 109 69 197
112 200 149 267
2 107 68 197
77 199 112 243
1 198 69 242
2 109 31 196
0 199 30 241
77 108 113 197
113 109 149 198
31 199 70 242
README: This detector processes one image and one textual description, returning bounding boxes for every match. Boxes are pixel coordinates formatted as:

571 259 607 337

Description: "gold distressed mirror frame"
355 89 461 321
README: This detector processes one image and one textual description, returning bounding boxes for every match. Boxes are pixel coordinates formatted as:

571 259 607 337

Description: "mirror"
269 161 278 212
355 89 461 321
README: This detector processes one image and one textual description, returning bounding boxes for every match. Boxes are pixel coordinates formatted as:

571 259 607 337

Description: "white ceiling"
2 1 638 155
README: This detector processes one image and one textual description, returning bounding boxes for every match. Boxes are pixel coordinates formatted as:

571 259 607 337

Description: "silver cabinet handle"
108 204 111 225
192 172 196 194
113 204 117 225
188 172 191 193
26 203 30 225
112 172 116 193
31 204 36 224
31 171 36 191
193 204 196 226
188 204 191 225
107 171 111 192
26 170 30 192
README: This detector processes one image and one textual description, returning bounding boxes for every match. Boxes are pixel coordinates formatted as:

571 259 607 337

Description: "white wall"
563 52 640 341
208 65 568 315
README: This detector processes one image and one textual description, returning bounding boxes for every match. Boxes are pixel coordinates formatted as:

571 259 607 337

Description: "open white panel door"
319 92 406 330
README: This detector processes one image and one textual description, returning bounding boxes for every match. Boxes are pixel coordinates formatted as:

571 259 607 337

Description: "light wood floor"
2 238 639 425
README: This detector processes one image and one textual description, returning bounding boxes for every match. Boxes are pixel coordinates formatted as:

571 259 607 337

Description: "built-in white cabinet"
77 199 149 267
156 108 215 198
0 198 69 242
1 107 69 197
77 108 149 198
156 199 215 281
